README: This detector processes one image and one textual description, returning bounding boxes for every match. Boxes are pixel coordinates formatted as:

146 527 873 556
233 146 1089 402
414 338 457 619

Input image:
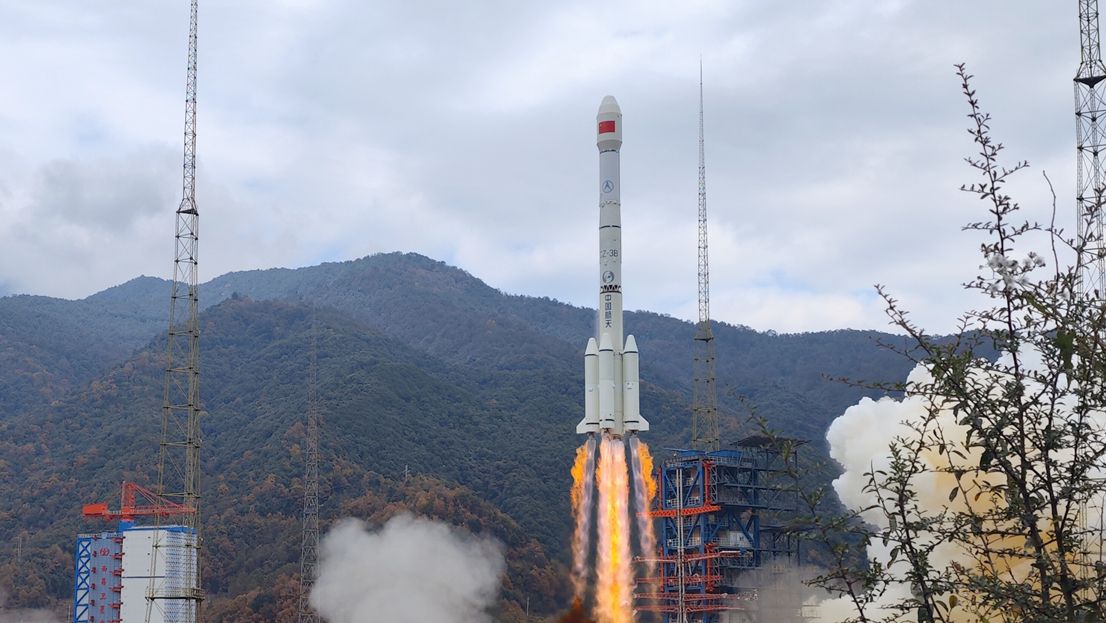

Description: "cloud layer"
0 1 1078 332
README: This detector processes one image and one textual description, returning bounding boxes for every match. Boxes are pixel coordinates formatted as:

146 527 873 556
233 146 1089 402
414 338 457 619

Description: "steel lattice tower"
1077 0 1106 297
148 0 203 620
691 63 721 452
1077 0 1106 590
298 314 322 623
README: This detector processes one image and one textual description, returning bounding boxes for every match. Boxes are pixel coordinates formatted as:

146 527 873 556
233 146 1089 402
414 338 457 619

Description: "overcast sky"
0 1 1080 333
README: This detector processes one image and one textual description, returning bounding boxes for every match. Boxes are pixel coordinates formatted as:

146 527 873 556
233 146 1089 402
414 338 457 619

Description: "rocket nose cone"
624 334 638 353
598 95 621 116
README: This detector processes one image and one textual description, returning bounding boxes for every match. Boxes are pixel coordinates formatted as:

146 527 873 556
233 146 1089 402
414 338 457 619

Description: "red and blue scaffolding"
72 482 195 623
636 436 804 623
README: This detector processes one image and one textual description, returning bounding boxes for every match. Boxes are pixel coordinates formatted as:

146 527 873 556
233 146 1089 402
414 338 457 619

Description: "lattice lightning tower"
1076 0 1106 590
298 314 322 623
147 0 203 620
1077 0 1106 297
691 62 721 452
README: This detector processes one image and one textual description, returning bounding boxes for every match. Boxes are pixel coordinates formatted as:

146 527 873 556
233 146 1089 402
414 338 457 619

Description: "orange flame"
638 441 657 506
570 437 597 600
571 443 589 513
595 435 632 623
629 437 658 581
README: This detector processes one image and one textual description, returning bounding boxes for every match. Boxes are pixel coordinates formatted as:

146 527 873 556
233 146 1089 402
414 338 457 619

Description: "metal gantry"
692 61 721 452
72 532 124 623
1077 0 1106 297
71 537 94 623
636 438 804 623
148 0 204 620
298 313 322 623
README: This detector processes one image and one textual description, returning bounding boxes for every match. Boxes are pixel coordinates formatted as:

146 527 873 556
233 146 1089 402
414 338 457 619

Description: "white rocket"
577 96 649 437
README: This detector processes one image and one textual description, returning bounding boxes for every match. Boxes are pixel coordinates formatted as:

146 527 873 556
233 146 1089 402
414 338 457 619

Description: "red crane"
82 482 194 522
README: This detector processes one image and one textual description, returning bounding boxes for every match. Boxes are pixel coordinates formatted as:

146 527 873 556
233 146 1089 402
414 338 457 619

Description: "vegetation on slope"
0 254 917 618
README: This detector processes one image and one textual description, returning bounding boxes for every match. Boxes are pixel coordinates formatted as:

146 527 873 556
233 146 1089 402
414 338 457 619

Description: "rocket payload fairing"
577 96 649 437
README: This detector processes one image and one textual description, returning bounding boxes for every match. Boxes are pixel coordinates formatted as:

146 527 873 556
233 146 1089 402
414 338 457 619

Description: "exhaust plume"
571 436 598 598
819 364 978 620
629 436 657 577
820 361 1106 621
594 435 633 623
310 514 505 623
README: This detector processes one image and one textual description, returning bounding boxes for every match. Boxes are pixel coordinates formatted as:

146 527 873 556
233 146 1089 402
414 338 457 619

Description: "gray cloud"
0 148 177 297
32 149 176 228
0 0 1082 332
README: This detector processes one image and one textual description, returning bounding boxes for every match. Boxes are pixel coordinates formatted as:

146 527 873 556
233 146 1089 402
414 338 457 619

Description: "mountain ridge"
0 251 917 619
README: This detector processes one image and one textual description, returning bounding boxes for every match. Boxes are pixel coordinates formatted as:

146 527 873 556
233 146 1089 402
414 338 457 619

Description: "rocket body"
597 96 624 353
577 96 648 437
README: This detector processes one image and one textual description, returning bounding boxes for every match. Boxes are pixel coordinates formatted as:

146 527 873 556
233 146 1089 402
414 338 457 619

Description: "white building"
73 525 197 623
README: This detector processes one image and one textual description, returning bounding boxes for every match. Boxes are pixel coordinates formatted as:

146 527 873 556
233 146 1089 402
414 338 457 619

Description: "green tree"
809 65 1106 623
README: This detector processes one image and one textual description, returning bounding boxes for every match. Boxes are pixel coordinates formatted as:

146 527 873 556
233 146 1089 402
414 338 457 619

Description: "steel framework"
298 315 322 623
147 0 204 620
82 482 195 523
1077 0 1106 297
71 537 93 623
692 61 720 452
1075 1 1106 596
72 532 124 623
637 437 803 623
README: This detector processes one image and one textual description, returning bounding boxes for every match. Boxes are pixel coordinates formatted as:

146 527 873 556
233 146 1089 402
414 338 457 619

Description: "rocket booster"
577 96 649 437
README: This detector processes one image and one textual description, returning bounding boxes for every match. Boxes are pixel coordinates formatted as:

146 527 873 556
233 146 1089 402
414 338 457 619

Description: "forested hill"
0 252 916 620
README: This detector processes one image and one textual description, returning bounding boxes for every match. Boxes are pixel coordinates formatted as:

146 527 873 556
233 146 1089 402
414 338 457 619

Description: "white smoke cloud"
310 514 505 623
741 565 826 623
818 359 1106 622
817 364 940 621
826 368 936 529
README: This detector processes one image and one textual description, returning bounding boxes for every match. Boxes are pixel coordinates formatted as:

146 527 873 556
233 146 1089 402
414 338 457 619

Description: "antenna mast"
1076 0 1106 592
1076 0 1106 297
298 314 322 623
691 62 721 452
148 0 203 620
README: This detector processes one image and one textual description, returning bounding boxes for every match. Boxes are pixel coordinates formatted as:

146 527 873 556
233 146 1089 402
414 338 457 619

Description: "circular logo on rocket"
602 179 614 193
602 270 615 284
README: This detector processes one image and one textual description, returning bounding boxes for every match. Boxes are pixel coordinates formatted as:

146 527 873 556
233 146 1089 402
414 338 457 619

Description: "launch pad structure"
636 64 805 623
636 436 806 623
